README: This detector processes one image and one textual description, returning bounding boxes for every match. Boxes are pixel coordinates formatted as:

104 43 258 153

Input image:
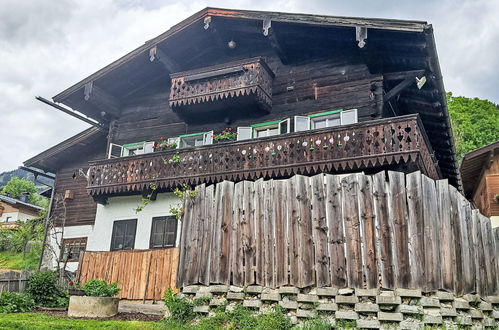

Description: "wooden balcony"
169 57 274 122
87 115 440 196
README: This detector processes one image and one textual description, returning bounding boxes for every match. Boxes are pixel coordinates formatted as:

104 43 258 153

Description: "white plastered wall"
491 216 499 228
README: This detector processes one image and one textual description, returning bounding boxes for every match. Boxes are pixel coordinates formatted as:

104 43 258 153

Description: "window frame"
60 237 87 262
306 109 358 130
178 131 213 149
110 219 137 251
251 120 281 138
149 216 178 249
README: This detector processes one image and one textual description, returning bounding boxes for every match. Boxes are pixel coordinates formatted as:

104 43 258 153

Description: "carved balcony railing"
169 57 274 121
87 115 440 196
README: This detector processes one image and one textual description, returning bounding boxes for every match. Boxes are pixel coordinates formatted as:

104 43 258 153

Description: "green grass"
0 251 39 270
0 313 162 329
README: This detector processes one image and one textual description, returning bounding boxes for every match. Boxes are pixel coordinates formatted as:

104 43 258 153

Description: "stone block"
182 285 200 294
355 303 379 313
419 297 439 307
227 292 244 300
193 305 209 313
399 320 421 330
229 286 243 292
355 288 378 297
376 295 401 305
296 309 315 318
244 285 263 294
335 311 358 320
242 300 262 308
195 291 213 299
338 288 354 295
316 303 338 312
297 294 319 303
396 304 421 314
455 315 472 325
278 286 299 295
479 301 493 311
356 319 380 329
485 295 499 304
439 307 457 317
261 292 280 302
435 291 454 301
453 298 470 309
462 293 479 302
279 300 298 310
317 287 338 297
68 296 119 318
469 309 483 319
209 298 227 306
394 288 422 298
483 317 495 327
493 310 499 319
335 295 358 305
379 290 395 297
422 314 442 324
377 312 403 322
209 285 229 293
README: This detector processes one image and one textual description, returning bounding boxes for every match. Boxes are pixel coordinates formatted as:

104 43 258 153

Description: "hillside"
0 168 53 192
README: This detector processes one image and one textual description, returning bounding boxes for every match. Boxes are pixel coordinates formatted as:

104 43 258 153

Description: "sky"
0 0 498 173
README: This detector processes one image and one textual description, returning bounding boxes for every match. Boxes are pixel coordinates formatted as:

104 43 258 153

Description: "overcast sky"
1 0 498 173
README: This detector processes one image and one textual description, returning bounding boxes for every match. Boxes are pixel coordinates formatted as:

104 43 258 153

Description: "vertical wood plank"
449 186 463 295
287 176 300 286
210 181 224 284
263 180 276 287
436 179 455 292
373 171 395 289
471 210 484 295
243 181 256 286
254 179 265 285
199 184 214 285
325 174 347 287
187 184 204 285
463 200 475 294
274 180 289 287
406 171 425 289
342 174 363 288
231 182 244 286
358 173 377 289
480 215 494 295
311 174 330 287
421 174 440 291
219 181 234 284
295 175 314 288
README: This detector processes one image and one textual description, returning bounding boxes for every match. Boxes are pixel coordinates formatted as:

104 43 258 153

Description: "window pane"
150 216 177 249
194 137 204 146
294 116 310 132
111 220 137 251
328 117 341 127
268 127 279 136
312 119 327 129
256 129 268 138
237 127 252 141
341 109 357 125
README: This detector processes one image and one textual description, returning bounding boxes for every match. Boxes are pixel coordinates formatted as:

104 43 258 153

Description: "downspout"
38 177 56 271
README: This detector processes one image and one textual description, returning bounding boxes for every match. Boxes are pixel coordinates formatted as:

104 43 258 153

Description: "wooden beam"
149 46 180 73
263 19 289 64
384 70 426 81
383 77 415 103
83 82 121 117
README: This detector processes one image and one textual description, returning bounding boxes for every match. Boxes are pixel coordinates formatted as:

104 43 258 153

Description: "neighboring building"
0 194 43 228
460 140 499 228
25 9 464 294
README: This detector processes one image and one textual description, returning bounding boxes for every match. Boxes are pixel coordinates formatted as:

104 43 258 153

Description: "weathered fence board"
79 248 178 301
176 171 499 295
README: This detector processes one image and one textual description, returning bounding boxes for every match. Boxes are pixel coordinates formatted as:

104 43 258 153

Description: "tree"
447 92 499 162
0 177 47 207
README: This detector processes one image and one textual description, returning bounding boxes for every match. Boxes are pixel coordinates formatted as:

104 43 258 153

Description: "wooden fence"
78 248 179 301
177 171 499 296
0 270 29 293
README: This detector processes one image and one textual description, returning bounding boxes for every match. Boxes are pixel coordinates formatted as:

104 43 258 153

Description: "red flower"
69 281 74 286
160 137 164 140
222 131 226 134
228 128 232 131
213 134 217 137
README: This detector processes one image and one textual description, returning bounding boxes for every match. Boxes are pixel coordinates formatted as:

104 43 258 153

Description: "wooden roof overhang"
50 7 460 188
23 127 108 173
460 140 499 198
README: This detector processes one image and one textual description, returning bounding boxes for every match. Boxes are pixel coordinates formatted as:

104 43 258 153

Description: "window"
294 116 310 132
110 219 137 251
237 127 252 141
150 216 178 249
310 111 341 129
107 142 154 159
251 120 281 138
295 109 358 132
5 216 12 222
61 238 87 262
179 131 213 148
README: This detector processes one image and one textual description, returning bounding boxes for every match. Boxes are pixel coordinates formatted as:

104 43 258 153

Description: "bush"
82 280 120 297
163 288 194 323
26 271 66 307
0 292 35 313
256 306 291 329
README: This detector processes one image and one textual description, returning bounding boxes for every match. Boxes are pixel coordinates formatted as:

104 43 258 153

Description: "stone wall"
180 285 499 328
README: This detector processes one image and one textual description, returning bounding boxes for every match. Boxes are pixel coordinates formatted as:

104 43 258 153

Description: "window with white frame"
242 119 290 139
178 131 213 148
107 141 154 159
294 109 358 132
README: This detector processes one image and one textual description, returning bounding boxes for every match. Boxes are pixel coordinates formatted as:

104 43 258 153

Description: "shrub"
0 292 35 313
81 280 120 297
256 306 291 330
27 271 66 307
163 288 194 323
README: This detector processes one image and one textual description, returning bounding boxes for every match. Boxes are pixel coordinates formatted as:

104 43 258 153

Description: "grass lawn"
0 313 163 329
0 251 38 270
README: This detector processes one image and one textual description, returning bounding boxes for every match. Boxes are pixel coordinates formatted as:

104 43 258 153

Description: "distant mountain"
0 168 53 191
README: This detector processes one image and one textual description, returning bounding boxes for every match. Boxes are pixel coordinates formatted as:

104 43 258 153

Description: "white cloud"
1 0 498 173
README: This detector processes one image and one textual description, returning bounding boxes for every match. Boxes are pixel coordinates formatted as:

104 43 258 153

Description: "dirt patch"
33 309 163 322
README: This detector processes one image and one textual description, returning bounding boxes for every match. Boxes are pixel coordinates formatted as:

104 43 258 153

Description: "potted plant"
68 280 120 318
153 137 177 151
68 281 84 296
213 128 237 143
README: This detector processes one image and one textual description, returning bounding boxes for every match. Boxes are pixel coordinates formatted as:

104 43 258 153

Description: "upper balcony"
87 115 440 197
169 57 274 123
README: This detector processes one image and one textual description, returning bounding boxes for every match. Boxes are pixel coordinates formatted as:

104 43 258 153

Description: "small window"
252 121 281 138
340 109 358 125
294 116 310 132
150 216 178 249
61 238 87 262
279 119 291 134
108 143 123 159
237 127 252 141
5 216 12 223
311 112 341 129
110 219 137 251
179 132 213 148
168 137 180 148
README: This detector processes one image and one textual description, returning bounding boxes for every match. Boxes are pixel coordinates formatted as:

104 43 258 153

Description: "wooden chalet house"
461 140 499 228
25 8 495 303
